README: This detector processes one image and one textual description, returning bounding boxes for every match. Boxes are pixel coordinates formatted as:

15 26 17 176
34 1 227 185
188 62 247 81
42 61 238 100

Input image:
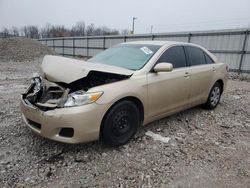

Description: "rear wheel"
100 100 140 146
203 82 222 109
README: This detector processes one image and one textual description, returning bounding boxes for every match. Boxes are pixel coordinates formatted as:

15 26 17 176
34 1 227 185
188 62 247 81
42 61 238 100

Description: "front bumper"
20 95 108 144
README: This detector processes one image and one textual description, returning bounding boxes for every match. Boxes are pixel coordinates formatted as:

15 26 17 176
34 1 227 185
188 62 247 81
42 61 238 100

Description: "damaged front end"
23 71 130 110
20 55 134 143
22 55 133 111
22 75 68 111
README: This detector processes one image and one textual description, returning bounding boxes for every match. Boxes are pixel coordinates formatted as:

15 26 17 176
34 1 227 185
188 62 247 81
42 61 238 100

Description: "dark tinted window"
204 53 214 64
157 46 186 68
186 46 206 66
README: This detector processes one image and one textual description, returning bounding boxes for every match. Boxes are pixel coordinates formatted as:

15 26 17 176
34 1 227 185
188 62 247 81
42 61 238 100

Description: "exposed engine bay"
64 71 130 92
23 71 130 111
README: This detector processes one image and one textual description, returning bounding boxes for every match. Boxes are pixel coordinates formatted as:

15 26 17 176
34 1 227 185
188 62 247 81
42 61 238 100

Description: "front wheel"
203 82 222 109
100 100 140 146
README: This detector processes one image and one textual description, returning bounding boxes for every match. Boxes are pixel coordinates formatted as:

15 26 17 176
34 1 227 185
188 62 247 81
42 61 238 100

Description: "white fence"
38 29 250 73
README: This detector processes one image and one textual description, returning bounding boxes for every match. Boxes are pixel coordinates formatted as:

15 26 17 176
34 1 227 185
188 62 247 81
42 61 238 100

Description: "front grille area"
27 119 41 130
24 81 66 111
35 86 65 111
39 87 64 103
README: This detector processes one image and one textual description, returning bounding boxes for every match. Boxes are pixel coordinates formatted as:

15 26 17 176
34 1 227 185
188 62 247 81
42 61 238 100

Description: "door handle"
184 72 190 78
212 67 216 72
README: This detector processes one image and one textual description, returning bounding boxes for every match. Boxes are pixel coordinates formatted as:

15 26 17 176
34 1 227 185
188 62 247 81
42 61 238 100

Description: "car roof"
122 40 211 50
122 40 218 62
123 40 189 46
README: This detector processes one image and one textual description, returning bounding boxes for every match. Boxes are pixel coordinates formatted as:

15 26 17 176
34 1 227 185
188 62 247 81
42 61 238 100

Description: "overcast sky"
0 0 250 34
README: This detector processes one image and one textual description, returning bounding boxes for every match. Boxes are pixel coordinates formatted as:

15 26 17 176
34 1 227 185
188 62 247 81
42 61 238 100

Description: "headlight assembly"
64 91 103 107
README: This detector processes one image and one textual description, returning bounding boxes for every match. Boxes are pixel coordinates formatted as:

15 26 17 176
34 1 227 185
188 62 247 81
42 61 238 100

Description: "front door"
147 46 191 119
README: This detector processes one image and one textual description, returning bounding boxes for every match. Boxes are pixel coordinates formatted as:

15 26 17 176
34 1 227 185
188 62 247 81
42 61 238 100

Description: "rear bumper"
20 95 108 144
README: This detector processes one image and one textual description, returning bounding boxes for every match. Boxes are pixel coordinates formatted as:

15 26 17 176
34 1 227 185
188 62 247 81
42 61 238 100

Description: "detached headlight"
64 91 103 107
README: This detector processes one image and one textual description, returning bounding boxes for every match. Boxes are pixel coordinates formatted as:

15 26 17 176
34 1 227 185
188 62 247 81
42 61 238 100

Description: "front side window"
156 46 186 68
88 44 161 70
186 46 206 66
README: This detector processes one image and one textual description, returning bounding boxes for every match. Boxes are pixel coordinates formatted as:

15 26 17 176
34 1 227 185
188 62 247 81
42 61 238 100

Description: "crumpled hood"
41 55 134 84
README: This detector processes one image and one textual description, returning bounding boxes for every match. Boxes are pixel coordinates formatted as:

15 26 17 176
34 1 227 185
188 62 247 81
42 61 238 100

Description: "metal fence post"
103 36 106 50
152 34 155 41
86 36 89 58
53 39 55 50
238 30 248 73
62 38 64 56
73 38 75 56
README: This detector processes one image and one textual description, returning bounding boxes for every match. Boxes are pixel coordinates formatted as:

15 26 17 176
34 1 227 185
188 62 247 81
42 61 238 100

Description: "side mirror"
153 62 173 72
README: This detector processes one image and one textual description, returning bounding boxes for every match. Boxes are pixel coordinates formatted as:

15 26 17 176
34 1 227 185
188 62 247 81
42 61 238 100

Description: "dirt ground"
0 59 250 188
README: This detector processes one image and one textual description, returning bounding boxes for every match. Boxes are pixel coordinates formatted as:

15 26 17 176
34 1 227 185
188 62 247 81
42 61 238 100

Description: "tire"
100 100 140 146
203 82 222 109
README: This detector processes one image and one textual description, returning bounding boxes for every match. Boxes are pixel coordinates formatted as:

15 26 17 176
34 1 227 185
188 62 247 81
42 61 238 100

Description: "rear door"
185 46 215 106
147 46 191 118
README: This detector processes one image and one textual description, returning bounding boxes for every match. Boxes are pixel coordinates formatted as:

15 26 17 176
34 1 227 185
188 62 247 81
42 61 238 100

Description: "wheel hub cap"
112 111 130 136
210 86 220 106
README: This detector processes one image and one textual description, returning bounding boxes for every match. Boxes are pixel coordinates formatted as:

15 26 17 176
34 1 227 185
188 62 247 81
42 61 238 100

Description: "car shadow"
26 105 210 162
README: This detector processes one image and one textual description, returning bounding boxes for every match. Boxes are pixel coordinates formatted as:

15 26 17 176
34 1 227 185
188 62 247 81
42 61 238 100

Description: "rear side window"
204 53 214 64
157 46 186 68
186 46 206 66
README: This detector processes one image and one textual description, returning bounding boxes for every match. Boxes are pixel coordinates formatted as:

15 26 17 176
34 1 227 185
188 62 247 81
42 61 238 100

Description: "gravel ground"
0 59 250 188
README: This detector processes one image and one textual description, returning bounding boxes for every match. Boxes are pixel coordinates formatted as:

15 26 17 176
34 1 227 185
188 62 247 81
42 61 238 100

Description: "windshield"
88 44 161 70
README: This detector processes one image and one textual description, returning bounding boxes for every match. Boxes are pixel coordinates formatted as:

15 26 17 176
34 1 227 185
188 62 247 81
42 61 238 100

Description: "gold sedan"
20 41 228 146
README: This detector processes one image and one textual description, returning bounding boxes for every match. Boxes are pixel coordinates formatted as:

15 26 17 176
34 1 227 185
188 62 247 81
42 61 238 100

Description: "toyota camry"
20 41 228 146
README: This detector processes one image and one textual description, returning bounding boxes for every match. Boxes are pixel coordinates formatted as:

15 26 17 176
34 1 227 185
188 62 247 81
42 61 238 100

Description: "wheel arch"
215 79 224 93
99 96 144 140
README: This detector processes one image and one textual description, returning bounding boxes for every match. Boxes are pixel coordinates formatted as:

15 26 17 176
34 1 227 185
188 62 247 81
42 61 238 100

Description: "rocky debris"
145 131 171 143
0 37 56 62
0 59 250 187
